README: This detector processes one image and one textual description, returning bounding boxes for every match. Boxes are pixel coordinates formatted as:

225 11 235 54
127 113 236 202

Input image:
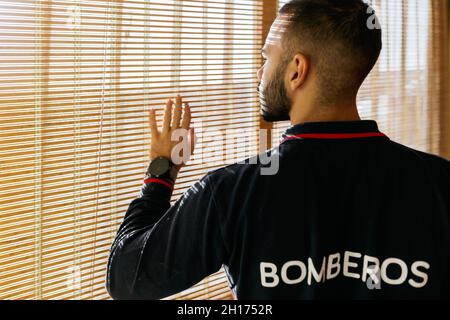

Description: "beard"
257 60 292 122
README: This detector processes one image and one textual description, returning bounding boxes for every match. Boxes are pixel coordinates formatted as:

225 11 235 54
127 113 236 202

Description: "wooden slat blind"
0 0 263 300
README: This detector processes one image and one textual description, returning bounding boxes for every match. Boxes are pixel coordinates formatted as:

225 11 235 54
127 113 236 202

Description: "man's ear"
287 53 310 92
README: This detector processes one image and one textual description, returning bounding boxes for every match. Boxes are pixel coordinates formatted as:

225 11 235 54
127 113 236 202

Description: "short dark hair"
279 0 382 104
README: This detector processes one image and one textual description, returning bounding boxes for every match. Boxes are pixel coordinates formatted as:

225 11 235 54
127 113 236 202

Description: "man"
106 0 450 299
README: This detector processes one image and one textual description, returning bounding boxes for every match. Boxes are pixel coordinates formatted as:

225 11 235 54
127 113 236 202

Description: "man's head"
257 0 382 122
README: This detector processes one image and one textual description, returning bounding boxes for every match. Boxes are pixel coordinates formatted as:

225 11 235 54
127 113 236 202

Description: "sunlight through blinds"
0 0 263 300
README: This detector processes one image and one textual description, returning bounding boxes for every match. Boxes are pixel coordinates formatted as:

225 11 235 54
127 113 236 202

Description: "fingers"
162 99 173 134
181 102 191 130
148 109 158 137
161 96 191 133
172 94 183 129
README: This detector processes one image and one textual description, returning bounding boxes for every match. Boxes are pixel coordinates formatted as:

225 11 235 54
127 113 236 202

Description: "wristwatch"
146 156 178 182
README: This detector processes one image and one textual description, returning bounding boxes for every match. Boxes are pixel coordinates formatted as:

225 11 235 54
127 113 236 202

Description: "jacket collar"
280 120 389 144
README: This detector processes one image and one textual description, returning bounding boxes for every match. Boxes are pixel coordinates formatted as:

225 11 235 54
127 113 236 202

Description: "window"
357 0 445 155
0 0 262 300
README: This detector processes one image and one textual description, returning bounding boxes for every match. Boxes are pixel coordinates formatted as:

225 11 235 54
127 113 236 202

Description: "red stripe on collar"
281 132 389 144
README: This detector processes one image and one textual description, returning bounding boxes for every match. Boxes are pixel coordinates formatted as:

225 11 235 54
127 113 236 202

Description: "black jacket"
106 120 450 300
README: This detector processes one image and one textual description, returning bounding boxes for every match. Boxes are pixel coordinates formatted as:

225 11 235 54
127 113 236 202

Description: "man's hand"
148 95 196 172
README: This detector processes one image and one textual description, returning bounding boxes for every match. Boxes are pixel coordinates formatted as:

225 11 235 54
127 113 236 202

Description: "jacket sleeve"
106 172 228 300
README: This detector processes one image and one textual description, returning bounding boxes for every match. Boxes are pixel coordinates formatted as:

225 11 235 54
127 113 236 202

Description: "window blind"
0 0 263 300
273 0 449 159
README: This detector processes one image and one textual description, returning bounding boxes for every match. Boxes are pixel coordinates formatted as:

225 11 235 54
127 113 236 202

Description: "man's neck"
289 100 361 126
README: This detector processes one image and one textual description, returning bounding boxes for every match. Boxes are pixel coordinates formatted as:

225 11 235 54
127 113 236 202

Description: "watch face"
149 157 170 176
